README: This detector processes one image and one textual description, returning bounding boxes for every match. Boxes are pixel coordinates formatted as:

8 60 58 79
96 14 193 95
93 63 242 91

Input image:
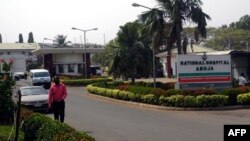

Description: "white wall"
0 54 26 73
54 53 82 64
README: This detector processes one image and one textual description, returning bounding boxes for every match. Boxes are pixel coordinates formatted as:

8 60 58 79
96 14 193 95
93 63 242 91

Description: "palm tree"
138 0 211 78
54 34 68 47
109 21 152 84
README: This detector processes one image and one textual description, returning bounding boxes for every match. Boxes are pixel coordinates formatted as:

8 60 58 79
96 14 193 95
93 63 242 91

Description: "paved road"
16 80 250 141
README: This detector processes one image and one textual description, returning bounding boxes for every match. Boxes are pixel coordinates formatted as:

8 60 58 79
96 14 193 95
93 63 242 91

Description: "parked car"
13 72 26 81
16 86 49 112
28 69 51 89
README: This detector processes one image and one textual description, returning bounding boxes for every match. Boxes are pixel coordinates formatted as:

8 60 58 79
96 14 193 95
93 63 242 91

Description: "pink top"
48 83 67 105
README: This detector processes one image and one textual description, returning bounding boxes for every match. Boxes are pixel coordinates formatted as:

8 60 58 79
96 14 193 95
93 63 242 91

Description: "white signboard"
177 54 231 89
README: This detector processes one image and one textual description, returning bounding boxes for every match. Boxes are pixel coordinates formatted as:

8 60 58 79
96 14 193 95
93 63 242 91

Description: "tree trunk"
167 51 172 78
176 24 182 54
166 39 173 78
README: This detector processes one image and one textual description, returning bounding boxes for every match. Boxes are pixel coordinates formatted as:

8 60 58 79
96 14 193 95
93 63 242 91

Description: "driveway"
15 80 250 141
62 86 250 141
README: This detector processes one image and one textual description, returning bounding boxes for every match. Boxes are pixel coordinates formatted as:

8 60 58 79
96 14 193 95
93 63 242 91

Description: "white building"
0 43 38 73
32 43 104 77
156 44 216 77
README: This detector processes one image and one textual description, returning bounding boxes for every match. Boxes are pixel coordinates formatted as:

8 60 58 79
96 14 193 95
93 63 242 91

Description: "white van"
29 69 51 89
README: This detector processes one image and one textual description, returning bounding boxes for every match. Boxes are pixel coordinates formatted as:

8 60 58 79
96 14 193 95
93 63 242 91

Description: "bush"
116 84 129 91
118 91 132 100
237 93 250 105
127 86 152 95
196 95 228 107
149 88 167 97
62 78 112 86
183 96 197 107
142 94 158 104
159 96 170 106
165 89 181 97
235 86 250 94
22 113 95 141
180 88 217 96
133 81 175 90
222 89 241 105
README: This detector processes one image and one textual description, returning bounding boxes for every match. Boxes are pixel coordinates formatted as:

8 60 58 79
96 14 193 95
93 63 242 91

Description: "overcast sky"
0 0 250 45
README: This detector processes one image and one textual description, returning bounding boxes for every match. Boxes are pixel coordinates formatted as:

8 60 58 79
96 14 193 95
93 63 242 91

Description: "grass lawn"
0 125 24 141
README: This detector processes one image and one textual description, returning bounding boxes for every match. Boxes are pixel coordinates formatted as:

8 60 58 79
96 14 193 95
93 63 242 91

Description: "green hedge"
62 78 112 86
237 93 250 105
21 113 95 141
87 85 229 107
159 95 228 107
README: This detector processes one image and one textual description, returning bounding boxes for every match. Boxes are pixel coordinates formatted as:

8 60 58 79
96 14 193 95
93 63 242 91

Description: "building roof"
32 43 104 55
156 44 217 58
0 43 39 50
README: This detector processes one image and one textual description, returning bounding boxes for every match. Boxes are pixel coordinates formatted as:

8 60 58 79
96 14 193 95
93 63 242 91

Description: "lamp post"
72 27 98 79
132 3 156 88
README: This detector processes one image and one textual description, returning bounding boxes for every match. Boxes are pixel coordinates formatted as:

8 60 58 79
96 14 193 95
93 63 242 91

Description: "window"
58 64 64 73
78 64 83 74
22 51 26 55
68 64 74 73
33 72 50 77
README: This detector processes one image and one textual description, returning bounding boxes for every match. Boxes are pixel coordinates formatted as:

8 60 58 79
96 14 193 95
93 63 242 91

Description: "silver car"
17 86 49 112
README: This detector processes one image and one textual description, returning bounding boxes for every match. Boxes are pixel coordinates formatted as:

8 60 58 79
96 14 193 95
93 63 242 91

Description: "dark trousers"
52 100 65 122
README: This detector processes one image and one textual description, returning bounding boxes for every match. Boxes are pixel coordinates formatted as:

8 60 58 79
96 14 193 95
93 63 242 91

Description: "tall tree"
138 0 210 78
54 34 67 47
0 34 2 43
109 21 152 84
28 32 34 43
19 34 23 43
235 15 250 30
139 8 168 84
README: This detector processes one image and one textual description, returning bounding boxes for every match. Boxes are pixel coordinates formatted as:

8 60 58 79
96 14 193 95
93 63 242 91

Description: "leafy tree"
0 33 2 43
235 15 250 30
0 61 16 124
92 39 119 67
205 28 250 51
28 32 34 43
19 33 23 43
137 0 210 77
54 34 68 47
109 21 152 84
139 8 168 82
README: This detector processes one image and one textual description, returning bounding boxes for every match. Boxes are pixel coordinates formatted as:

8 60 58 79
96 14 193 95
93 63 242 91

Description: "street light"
72 27 98 79
132 3 156 88
132 3 152 10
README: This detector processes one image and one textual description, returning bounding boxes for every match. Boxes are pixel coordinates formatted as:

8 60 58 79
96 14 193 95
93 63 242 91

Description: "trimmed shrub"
159 96 170 106
180 88 217 96
237 93 250 105
183 96 197 107
127 86 152 95
222 89 241 105
235 86 250 94
128 93 141 102
133 81 175 90
117 84 129 91
169 95 185 107
196 95 228 107
149 88 167 97
118 91 132 100
22 113 95 141
165 89 181 97
62 78 112 86
142 94 158 104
